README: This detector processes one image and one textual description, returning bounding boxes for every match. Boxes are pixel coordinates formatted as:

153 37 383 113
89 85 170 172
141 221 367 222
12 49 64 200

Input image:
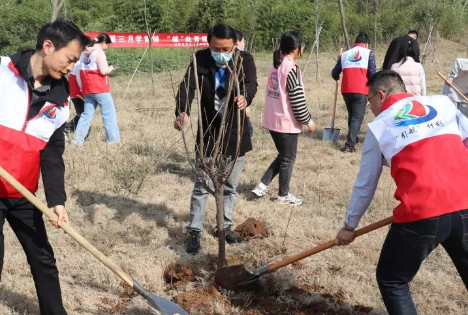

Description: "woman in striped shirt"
251 31 315 206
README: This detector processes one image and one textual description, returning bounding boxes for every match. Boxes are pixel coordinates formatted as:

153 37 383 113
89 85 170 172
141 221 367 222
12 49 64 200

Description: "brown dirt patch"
175 283 373 315
164 262 195 289
97 282 138 314
175 285 230 313
235 218 269 240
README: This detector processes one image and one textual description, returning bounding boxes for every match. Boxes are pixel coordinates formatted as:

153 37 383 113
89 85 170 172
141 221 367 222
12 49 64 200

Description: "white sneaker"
276 193 303 206
251 183 269 197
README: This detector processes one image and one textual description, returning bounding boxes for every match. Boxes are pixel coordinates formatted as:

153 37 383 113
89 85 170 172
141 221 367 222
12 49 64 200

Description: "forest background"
2 0 468 72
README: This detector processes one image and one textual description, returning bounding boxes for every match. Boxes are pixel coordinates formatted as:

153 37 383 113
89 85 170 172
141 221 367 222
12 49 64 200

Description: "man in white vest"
0 20 89 314
332 31 376 152
335 70 468 315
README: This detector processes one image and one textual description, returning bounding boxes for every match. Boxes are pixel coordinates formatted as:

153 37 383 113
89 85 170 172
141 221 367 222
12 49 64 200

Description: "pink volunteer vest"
263 55 303 133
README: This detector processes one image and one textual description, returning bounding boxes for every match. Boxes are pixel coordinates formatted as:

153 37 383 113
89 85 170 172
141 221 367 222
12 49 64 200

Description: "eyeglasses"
366 91 379 108
367 91 379 102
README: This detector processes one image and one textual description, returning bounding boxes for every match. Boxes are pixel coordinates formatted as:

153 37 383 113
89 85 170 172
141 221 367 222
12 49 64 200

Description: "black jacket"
176 48 257 158
9 50 69 207
382 35 420 70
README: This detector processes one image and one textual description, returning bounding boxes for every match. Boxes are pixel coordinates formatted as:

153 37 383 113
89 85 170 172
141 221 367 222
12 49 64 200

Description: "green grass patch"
106 48 198 76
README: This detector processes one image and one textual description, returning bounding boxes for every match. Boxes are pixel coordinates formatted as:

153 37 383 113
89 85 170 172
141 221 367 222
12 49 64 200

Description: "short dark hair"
407 30 418 39
36 19 90 51
207 23 237 43
355 31 370 44
367 70 406 95
235 29 244 42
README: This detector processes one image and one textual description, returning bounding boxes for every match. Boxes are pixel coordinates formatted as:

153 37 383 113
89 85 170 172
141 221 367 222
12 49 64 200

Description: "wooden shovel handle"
331 80 339 124
268 216 393 273
438 71 468 103
331 48 343 126
0 165 134 287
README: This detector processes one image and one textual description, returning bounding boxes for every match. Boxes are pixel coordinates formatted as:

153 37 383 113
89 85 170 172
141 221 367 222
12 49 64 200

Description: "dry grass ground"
1 38 467 315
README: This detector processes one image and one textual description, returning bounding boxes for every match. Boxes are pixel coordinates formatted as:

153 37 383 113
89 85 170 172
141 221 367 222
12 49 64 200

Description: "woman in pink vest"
251 31 315 206
71 33 120 146
391 39 426 96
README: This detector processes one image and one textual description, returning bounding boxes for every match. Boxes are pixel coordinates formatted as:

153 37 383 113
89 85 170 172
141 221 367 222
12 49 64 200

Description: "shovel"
438 71 468 102
323 48 343 142
0 165 189 315
215 216 393 291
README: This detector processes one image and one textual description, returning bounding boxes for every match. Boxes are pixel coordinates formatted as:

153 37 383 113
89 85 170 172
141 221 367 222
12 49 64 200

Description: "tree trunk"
50 0 65 22
338 0 350 50
315 1 321 83
214 181 226 269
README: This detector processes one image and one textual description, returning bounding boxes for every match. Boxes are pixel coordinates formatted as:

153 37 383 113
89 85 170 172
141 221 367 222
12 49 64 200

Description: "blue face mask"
211 51 233 66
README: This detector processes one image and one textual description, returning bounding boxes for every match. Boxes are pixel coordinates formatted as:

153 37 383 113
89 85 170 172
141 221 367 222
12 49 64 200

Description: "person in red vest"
335 70 468 315
0 19 89 314
331 31 376 152
71 33 120 146
65 60 84 133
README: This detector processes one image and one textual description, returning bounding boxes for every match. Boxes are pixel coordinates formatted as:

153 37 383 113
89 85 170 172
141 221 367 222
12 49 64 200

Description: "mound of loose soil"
234 218 269 240
97 282 137 314
175 285 230 313
164 262 195 289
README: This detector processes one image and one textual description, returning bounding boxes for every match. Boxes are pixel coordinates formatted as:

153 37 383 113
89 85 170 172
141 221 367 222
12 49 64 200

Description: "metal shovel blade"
322 128 340 142
215 264 267 291
134 281 189 315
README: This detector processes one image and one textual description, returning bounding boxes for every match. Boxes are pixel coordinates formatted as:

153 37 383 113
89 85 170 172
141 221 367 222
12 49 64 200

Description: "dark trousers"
343 93 367 148
0 198 67 315
376 210 468 315
260 131 298 197
246 118 254 136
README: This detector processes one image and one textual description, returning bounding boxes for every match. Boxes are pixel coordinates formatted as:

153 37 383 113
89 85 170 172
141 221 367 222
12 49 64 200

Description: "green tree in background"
2 0 468 55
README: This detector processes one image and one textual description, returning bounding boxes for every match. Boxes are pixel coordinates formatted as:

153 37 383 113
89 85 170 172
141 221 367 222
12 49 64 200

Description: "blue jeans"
72 93 120 145
187 156 245 232
376 210 468 315
260 131 298 197
343 93 367 148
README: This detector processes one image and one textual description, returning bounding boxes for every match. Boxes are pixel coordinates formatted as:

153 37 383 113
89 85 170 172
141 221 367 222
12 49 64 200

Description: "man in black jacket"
0 20 89 314
174 23 257 254
382 30 420 70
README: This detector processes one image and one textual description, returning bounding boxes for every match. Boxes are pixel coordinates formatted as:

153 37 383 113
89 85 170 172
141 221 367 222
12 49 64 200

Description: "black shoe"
186 230 201 255
225 226 244 244
340 146 356 153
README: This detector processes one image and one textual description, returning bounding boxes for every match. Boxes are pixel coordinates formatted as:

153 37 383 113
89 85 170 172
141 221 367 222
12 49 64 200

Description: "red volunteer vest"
341 44 371 95
369 94 468 222
0 57 69 198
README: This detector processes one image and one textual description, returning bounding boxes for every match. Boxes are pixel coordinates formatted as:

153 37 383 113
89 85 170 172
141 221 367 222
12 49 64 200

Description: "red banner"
85 32 209 48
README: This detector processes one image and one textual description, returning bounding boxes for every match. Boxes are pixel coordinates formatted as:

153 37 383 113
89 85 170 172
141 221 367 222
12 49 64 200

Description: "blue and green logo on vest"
347 50 362 63
395 100 437 127
43 107 57 119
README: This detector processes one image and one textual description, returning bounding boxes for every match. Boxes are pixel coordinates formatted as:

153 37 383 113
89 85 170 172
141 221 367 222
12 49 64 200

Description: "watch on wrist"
343 223 355 231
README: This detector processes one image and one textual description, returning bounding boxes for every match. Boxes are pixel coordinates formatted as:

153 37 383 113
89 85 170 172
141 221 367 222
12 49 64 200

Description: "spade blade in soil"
215 264 267 291
322 127 340 142
133 281 189 315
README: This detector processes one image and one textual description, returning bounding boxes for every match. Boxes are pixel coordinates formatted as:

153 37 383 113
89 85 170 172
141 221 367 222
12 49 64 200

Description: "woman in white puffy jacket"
391 39 426 96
